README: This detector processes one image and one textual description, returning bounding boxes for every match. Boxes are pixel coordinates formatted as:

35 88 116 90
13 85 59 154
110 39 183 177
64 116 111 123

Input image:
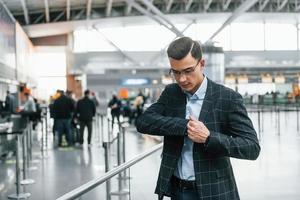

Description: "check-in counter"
0 114 15 158
0 114 31 199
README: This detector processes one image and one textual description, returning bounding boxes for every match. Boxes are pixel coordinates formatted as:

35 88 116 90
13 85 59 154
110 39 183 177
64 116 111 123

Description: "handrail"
56 142 163 200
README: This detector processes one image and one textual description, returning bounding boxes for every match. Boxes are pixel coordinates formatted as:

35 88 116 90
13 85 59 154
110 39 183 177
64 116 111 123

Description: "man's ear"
200 59 205 68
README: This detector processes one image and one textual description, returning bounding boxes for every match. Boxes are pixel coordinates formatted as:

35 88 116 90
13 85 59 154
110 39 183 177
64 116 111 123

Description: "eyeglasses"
169 59 200 77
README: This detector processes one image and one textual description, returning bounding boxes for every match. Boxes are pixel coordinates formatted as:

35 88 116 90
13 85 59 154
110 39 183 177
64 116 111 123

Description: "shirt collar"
185 76 207 100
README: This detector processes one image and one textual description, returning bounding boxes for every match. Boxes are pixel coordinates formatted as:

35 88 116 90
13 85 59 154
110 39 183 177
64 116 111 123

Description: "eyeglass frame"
169 59 201 77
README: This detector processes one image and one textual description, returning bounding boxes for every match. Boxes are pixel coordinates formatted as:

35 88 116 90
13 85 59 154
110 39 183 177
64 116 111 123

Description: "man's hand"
187 116 210 143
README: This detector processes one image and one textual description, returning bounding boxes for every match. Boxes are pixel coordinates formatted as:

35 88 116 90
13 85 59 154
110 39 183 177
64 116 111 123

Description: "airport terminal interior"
0 0 300 199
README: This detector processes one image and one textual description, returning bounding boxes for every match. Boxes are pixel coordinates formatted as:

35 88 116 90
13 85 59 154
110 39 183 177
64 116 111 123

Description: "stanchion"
27 121 39 170
261 106 264 133
41 116 44 154
107 118 111 143
100 115 104 144
110 131 129 200
40 115 49 159
92 118 97 142
122 127 126 164
256 107 261 141
7 134 31 199
5 116 31 199
20 127 35 185
96 114 100 143
121 126 130 184
297 106 299 133
277 106 281 135
103 142 111 200
28 121 33 161
98 114 104 148
45 108 49 151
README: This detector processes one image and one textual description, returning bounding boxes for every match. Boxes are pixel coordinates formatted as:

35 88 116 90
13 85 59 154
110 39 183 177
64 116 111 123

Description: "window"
265 23 297 50
231 23 264 51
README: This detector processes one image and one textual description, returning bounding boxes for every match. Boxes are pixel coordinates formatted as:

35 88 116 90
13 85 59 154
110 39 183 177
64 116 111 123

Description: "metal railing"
245 104 300 138
56 142 163 200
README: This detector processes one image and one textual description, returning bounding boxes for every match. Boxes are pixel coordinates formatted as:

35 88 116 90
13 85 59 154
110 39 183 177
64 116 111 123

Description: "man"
108 94 122 128
76 89 96 146
90 91 99 108
5 90 18 113
136 37 260 200
23 93 36 113
53 90 75 147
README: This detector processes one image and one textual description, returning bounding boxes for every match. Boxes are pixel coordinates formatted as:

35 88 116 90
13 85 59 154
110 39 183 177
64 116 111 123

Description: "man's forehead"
169 56 197 69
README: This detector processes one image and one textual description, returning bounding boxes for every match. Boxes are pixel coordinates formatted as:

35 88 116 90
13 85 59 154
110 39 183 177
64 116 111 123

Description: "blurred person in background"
134 94 144 124
53 90 75 147
23 93 36 113
108 94 122 128
91 91 99 108
5 90 18 114
76 89 96 146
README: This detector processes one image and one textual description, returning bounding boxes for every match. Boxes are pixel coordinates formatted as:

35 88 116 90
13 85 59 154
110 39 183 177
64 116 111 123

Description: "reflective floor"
0 110 300 200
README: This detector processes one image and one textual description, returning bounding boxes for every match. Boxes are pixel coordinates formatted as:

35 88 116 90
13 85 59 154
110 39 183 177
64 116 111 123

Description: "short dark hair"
167 37 202 60
84 89 90 96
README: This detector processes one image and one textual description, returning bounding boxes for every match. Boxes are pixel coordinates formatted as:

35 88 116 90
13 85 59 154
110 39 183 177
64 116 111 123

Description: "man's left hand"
187 116 210 143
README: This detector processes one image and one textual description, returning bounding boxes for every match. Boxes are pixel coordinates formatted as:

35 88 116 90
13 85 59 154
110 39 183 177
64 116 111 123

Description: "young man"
136 37 260 200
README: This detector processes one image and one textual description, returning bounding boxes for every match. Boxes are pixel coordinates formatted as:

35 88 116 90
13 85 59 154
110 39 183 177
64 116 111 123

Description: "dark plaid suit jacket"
136 78 260 200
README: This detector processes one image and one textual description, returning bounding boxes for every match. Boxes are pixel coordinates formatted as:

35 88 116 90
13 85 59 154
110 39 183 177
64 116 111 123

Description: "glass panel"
231 23 264 51
265 23 297 50
214 25 231 50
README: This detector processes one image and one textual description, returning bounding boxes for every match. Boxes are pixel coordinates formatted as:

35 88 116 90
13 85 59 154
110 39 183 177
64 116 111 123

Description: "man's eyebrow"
182 66 194 70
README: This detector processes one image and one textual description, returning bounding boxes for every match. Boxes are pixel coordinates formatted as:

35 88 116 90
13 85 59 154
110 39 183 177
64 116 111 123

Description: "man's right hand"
187 116 210 144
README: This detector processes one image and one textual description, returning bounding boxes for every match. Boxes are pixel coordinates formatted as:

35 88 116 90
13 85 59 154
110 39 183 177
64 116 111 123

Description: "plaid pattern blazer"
136 78 260 200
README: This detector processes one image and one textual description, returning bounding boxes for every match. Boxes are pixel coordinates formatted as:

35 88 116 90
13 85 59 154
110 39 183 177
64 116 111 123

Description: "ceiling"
2 0 300 26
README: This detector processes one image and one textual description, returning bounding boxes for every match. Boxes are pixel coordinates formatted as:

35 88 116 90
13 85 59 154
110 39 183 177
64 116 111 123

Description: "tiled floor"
0 109 300 200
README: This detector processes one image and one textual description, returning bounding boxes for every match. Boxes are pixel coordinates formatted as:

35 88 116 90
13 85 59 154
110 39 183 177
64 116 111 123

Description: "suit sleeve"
204 92 260 160
136 86 188 136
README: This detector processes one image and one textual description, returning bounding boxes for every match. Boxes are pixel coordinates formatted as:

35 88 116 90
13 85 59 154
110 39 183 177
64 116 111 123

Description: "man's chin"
180 85 192 92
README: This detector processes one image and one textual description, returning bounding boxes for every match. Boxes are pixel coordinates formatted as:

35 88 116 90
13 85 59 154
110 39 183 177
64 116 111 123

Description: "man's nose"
178 74 187 82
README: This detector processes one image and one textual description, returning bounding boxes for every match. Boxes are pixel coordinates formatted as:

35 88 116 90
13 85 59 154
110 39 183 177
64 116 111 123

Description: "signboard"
120 78 150 86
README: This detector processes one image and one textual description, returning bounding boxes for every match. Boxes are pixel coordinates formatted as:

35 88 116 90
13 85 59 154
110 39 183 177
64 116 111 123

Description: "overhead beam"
66 0 71 20
106 0 113 17
20 0 30 24
150 20 195 64
125 4 132 15
74 9 85 20
87 0 93 19
204 0 213 11
207 0 259 42
53 11 65 22
44 0 50 23
33 13 44 24
185 0 193 12
296 0 300 11
166 0 174 12
92 26 143 67
147 0 154 11
222 0 232 11
136 0 184 36
277 0 288 11
259 0 270 11
125 0 168 26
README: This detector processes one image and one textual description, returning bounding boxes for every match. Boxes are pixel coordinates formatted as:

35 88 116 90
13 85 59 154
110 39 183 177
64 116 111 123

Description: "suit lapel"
198 78 215 123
